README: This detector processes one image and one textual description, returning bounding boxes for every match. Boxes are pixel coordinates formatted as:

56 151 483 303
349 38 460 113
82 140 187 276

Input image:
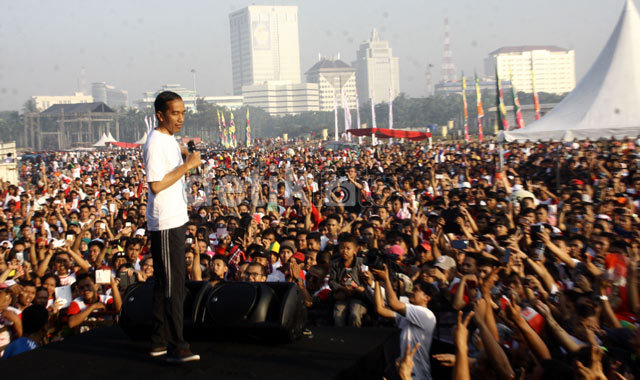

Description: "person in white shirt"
143 91 201 363
373 265 438 380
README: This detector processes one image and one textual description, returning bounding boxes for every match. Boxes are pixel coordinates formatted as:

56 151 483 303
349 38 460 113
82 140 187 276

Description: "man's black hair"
337 233 358 246
76 272 94 284
306 231 321 244
21 304 49 335
154 91 182 115
88 239 105 250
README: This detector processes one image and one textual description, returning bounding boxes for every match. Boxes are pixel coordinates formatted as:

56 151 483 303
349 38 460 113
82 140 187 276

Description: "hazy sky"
0 0 632 111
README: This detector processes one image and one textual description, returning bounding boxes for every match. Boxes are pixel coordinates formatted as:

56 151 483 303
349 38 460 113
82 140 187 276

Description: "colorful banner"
220 110 229 148
475 73 484 142
495 66 510 131
462 73 469 142
510 69 525 129
245 108 251 147
531 58 541 120
229 111 237 148
216 109 224 146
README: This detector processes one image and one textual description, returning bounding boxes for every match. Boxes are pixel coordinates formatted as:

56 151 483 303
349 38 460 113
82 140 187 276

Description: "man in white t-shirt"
143 91 201 364
373 265 438 380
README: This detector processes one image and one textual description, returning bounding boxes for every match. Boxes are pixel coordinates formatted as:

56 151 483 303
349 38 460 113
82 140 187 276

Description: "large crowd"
0 137 639 380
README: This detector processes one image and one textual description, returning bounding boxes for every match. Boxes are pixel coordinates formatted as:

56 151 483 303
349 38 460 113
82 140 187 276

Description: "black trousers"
150 224 189 352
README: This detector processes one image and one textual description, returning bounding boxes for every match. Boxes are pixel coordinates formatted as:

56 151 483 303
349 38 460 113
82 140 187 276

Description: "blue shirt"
2 337 37 359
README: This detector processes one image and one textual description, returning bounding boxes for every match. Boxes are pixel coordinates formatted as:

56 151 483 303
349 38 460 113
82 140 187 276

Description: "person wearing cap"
267 240 296 282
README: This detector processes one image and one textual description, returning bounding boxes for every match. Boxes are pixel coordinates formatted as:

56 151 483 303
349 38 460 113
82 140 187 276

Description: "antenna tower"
441 18 456 83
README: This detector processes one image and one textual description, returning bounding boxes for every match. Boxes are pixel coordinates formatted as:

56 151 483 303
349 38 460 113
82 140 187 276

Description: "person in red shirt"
66 272 121 330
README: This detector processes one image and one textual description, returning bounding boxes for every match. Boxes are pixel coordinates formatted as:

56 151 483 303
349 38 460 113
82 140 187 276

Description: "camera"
325 180 357 207
364 249 401 276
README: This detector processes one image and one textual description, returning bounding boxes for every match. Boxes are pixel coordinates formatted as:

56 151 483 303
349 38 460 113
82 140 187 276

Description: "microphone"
187 140 196 153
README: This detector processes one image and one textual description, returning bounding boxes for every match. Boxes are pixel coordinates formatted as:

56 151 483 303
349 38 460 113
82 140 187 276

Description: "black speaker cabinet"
119 280 306 343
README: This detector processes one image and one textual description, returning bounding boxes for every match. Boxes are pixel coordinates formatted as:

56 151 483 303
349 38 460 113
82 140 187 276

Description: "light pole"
191 69 197 111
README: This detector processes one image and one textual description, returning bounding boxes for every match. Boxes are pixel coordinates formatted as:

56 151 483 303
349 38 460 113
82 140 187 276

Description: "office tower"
485 46 576 94
352 29 400 104
229 5 302 95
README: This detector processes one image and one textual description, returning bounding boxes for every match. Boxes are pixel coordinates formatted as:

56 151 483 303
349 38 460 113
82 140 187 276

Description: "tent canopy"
347 128 432 141
135 131 148 145
500 0 640 142
92 133 109 147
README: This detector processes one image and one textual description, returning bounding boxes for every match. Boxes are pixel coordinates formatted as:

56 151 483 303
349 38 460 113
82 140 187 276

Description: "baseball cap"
292 252 305 263
434 255 456 272
388 245 405 257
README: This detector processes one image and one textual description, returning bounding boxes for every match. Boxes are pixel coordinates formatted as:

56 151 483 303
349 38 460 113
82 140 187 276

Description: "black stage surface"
0 326 399 380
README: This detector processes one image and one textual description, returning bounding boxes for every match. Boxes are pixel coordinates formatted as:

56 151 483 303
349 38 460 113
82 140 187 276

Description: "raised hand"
453 310 475 348
396 343 421 380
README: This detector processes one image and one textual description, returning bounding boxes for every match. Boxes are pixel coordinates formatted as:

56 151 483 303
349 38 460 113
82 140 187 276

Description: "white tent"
501 0 640 142
106 131 117 142
135 131 148 145
92 133 109 147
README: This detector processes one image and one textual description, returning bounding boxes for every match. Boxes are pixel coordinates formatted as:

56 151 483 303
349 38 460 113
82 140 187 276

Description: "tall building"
353 29 400 104
242 81 318 116
92 82 128 109
229 6 302 95
32 92 93 111
485 46 576 94
305 57 357 111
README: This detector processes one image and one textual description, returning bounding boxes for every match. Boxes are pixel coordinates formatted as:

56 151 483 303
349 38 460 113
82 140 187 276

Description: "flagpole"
370 89 377 146
342 89 352 142
462 73 469 142
509 68 525 129
355 90 362 145
333 90 339 141
388 87 394 145
531 56 541 120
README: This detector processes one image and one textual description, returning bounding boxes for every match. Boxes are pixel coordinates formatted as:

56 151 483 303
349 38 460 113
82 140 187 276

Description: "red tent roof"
347 128 431 141
106 141 140 149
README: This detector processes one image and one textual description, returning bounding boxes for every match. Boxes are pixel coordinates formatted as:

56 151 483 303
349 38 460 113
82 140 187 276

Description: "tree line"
0 91 565 150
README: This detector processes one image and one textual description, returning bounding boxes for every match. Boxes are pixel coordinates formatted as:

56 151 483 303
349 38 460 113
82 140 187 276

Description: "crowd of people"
0 136 639 379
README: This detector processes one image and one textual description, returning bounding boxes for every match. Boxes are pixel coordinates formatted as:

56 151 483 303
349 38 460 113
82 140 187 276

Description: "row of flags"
462 58 542 141
215 109 251 149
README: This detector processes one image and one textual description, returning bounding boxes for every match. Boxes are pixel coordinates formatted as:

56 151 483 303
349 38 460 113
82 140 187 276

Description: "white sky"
0 0 631 110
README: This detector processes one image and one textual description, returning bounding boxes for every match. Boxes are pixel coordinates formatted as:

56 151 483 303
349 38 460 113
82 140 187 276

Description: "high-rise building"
229 5 302 95
352 29 400 104
92 82 129 109
242 81 319 116
305 57 357 111
485 46 576 94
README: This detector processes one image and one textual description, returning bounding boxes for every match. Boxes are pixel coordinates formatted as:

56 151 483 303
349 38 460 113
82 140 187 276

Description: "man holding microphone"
144 91 201 363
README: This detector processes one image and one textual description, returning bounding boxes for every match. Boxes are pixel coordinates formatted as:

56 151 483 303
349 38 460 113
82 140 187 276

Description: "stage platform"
0 326 399 380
